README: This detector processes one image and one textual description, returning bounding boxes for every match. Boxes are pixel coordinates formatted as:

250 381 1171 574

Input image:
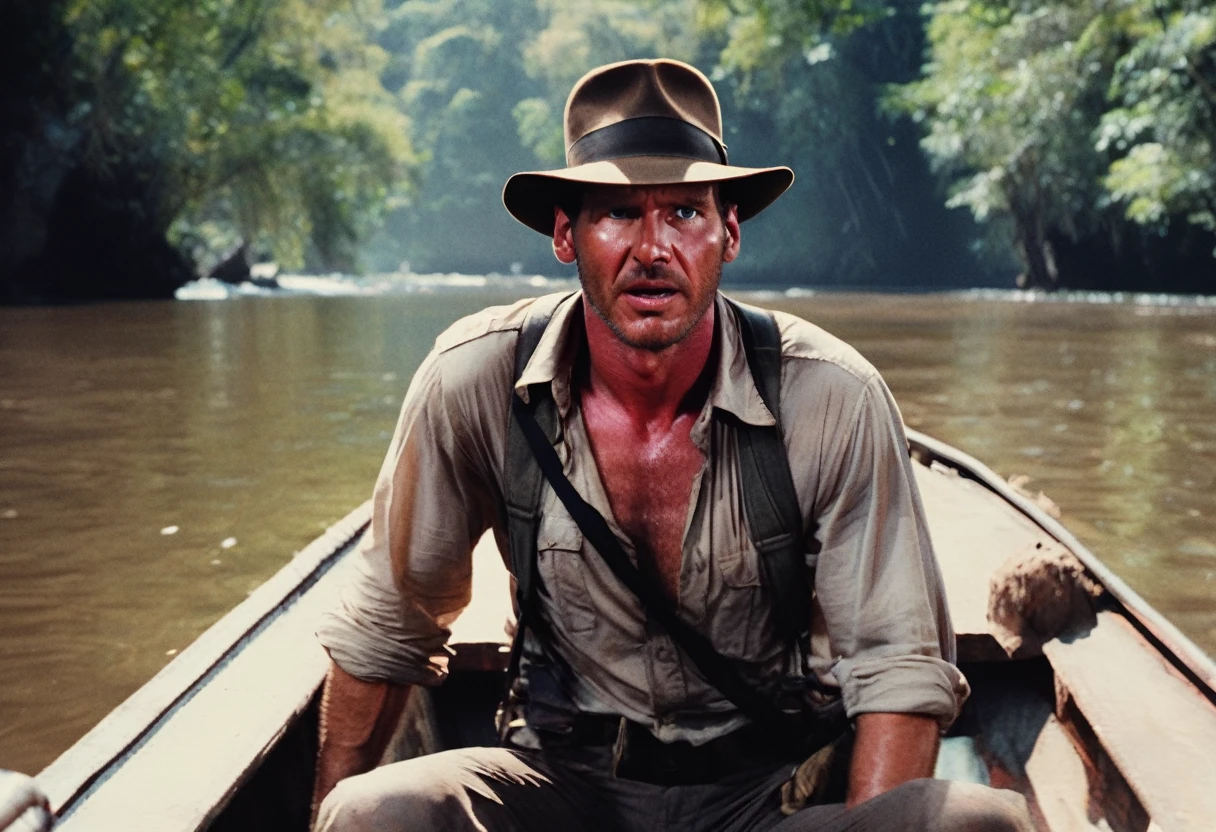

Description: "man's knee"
314 766 465 832
898 779 1033 832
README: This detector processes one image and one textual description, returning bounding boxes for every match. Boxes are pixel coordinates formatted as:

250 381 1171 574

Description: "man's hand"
312 661 411 824
846 712 940 807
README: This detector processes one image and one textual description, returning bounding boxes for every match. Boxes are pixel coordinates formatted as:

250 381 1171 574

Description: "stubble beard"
575 256 722 353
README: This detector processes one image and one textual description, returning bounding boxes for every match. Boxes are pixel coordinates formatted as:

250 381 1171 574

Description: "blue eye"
675 207 698 220
608 208 629 219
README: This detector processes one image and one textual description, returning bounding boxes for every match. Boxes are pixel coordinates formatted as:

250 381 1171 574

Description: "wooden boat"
22 430 1216 832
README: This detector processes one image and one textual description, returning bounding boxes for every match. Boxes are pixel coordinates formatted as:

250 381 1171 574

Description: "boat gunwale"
906 427 1216 701
31 430 1216 828
36 502 373 820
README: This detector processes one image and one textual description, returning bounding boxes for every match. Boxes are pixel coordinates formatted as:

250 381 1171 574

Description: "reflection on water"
0 290 1213 774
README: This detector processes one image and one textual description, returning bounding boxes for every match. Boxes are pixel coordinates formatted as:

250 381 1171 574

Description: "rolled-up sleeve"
812 373 968 728
316 349 499 686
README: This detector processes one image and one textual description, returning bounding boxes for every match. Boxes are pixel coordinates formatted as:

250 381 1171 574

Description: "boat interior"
38 433 1216 832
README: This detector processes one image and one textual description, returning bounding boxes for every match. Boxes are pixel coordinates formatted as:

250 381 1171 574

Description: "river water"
1 286 1214 774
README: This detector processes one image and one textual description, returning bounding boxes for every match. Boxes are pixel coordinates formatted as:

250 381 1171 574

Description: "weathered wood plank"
912 461 1053 658
1044 611 1216 832
1024 715 1107 832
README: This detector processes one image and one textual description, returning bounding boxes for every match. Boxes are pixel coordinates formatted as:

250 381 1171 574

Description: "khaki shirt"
317 292 968 743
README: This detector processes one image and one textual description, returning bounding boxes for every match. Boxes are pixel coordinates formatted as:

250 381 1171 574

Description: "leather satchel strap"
502 293 573 700
726 298 814 647
504 313 556 610
512 394 789 728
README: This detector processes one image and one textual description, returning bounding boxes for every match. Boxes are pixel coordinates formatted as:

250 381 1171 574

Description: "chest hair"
580 405 702 602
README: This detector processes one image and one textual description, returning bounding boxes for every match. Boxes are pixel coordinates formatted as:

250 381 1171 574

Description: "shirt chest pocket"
705 545 769 659
536 514 597 635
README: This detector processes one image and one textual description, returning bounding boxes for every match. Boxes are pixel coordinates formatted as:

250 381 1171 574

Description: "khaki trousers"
316 743 1033 832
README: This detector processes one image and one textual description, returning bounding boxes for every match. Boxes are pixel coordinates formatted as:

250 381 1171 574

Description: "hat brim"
502 156 794 236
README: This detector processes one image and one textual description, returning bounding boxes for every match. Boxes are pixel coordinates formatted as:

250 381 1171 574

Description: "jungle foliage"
364 0 709 277
364 0 991 286
894 0 1216 290
5 0 1216 299
1 0 411 300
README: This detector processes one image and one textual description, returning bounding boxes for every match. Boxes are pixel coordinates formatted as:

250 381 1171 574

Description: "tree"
1101 3 1216 240
363 0 701 276
896 0 1216 291
359 0 1001 287
518 0 701 166
361 0 548 274
891 2 1119 288
1 0 415 301
689 0 998 286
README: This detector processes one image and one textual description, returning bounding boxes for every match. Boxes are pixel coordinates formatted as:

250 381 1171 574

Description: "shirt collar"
707 293 777 428
514 292 583 417
513 291 776 428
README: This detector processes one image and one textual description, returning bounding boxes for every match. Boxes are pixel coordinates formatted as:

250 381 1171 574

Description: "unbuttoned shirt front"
317 292 968 745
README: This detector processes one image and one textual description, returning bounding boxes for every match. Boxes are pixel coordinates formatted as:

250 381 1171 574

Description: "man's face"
553 183 741 352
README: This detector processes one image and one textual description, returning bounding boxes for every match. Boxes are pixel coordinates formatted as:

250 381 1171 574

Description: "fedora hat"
502 59 794 235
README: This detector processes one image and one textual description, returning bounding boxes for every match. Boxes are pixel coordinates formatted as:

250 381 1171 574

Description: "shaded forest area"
3 0 1216 302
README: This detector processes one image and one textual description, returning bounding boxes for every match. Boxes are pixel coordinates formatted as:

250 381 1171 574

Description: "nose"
633 209 672 270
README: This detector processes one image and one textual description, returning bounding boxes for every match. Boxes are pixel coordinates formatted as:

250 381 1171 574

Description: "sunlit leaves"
64 0 415 271
892 0 1216 285
361 0 553 272
687 0 905 164
1100 6 1216 234
897 2 1111 221
521 0 699 136
698 0 889 74
513 97 564 167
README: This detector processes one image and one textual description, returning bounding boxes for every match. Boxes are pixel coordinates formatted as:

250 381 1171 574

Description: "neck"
581 299 717 425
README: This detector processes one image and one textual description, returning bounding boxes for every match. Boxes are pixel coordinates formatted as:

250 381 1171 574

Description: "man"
312 59 1031 831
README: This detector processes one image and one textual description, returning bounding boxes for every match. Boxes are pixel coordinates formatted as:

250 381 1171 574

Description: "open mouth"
623 286 678 299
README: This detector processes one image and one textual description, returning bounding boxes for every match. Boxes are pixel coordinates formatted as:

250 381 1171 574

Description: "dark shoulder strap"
501 294 571 697
504 302 560 612
725 298 813 647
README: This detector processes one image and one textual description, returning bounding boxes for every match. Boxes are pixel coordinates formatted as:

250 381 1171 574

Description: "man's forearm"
846 712 940 807
312 660 411 816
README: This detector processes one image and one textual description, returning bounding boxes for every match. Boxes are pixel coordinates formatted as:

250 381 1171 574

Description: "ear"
721 202 741 264
553 206 576 265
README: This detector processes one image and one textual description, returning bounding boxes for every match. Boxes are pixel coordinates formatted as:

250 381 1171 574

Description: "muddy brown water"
1 290 1213 774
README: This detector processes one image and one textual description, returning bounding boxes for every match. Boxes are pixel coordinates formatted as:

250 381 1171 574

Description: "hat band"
567 117 728 167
